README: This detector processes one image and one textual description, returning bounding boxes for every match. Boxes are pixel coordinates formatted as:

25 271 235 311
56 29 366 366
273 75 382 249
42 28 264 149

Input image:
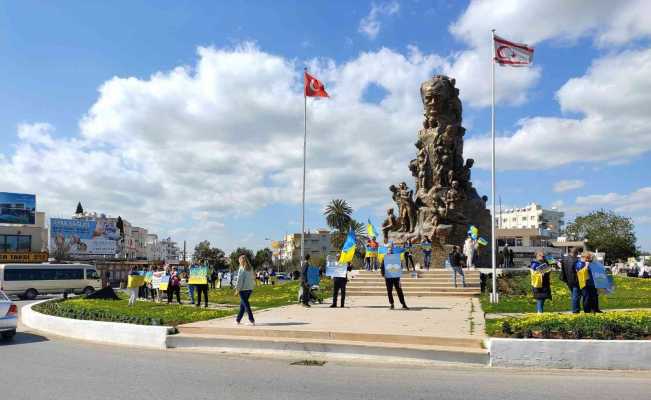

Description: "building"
159 237 181 264
0 211 49 263
497 203 564 237
495 227 561 268
279 229 335 264
130 226 148 260
145 233 164 261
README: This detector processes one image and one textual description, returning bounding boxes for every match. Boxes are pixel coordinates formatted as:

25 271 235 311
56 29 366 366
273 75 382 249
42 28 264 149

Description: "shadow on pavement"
362 306 452 310
259 322 310 327
0 331 49 346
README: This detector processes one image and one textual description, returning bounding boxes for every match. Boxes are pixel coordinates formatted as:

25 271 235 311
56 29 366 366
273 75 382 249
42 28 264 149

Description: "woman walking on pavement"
235 254 256 325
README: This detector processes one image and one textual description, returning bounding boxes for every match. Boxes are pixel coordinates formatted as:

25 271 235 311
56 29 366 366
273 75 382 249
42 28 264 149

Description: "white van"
0 264 102 300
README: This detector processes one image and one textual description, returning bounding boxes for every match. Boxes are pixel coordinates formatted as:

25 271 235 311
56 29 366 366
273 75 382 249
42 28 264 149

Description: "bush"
486 311 651 340
33 298 232 327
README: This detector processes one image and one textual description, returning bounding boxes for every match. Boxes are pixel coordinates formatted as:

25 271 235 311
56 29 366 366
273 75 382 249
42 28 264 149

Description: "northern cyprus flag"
494 35 534 66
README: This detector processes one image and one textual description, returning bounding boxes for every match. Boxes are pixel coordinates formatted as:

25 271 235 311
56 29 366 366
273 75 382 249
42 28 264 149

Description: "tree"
565 209 637 263
324 199 353 232
193 240 227 269
229 247 255 270
75 202 84 215
254 248 273 269
324 199 367 254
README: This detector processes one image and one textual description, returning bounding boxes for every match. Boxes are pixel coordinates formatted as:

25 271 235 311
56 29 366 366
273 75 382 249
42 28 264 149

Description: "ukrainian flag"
377 245 387 264
367 218 378 239
468 225 479 240
338 229 356 264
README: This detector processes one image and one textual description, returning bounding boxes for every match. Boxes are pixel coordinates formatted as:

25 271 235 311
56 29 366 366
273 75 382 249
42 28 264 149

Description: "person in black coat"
381 244 409 310
330 262 352 308
560 247 581 313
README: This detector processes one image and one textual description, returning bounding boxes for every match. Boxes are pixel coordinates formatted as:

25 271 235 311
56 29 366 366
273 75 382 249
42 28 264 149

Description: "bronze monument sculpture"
384 75 492 267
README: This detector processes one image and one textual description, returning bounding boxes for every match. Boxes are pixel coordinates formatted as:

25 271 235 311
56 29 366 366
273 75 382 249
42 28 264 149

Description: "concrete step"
348 282 479 288
346 291 480 297
167 333 489 365
175 325 484 348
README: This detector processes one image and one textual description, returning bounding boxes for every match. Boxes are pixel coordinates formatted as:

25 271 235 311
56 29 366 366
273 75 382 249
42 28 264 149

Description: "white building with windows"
278 229 335 264
497 203 564 237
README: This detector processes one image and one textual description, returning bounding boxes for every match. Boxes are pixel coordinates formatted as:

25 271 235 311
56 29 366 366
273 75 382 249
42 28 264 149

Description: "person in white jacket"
463 236 478 270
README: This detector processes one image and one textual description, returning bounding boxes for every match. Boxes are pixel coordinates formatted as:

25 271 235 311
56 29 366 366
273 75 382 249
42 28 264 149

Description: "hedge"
486 311 651 340
33 298 233 327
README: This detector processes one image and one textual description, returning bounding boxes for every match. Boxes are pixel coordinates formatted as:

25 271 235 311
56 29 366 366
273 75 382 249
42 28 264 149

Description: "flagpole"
490 29 498 304
301 68 307 269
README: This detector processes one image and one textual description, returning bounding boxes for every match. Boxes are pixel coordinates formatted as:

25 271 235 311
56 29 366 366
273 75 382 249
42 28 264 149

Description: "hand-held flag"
338 229 356 264
367 218 378 239
304 71 329 97
494 35 533 66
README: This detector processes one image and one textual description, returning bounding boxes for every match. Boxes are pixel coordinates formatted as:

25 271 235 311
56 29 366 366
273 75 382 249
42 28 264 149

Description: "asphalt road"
3 302 651 400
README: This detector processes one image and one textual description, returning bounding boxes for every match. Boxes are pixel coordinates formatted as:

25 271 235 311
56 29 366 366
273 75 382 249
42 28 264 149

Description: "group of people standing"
363 236 434 272
530 247 602 314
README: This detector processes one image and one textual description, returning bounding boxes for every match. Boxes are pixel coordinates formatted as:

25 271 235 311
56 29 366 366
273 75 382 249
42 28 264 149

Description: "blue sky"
1 0 650 253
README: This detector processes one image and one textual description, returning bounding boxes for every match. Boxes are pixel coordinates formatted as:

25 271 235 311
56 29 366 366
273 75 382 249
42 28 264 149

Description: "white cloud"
554 179 585 193
575 187 651 215
358 1 400 40
466 48 651 170
447 0 651 108
0 44 444 251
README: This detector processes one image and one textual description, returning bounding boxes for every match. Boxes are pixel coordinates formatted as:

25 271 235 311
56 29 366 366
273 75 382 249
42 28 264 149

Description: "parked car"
0 290 17 340
0 263 102 300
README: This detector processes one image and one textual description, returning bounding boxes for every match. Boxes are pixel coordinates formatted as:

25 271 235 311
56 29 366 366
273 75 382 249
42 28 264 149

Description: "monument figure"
384 75 492 267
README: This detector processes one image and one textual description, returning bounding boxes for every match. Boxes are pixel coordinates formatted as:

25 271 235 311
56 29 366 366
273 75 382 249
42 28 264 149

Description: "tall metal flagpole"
301 68 307 268
490 29 498 303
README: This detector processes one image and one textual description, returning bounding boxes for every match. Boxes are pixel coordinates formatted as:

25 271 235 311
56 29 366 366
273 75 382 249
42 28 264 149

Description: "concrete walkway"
180 296 485 345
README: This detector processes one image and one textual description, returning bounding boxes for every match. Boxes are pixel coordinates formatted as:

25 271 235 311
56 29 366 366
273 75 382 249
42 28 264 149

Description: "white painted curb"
21 299 172 349
489 338 651 370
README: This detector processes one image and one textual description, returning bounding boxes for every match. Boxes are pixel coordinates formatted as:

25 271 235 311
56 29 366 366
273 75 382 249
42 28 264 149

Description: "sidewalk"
168 296 489 365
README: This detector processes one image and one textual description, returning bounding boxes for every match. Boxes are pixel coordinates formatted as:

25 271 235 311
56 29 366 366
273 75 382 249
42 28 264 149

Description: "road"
3 301 650 400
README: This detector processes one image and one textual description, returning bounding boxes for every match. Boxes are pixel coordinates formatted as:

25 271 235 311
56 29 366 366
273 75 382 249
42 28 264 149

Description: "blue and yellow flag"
468 225 479 240
477 237 488 246
338 229 356 264
367 218 378 239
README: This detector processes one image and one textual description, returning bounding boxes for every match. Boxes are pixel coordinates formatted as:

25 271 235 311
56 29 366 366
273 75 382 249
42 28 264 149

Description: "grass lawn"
182 279 333 309
34 294 235 327
481 273 651 314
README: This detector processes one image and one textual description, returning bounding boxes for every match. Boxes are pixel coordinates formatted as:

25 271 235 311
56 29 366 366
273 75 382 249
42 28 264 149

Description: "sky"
1 0 650 253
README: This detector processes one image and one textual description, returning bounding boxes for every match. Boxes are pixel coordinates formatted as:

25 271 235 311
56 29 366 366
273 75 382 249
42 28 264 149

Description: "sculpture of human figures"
416 147 429 189
397 182 416 232
463 236 478 270
445 180 463 216
381 208 398 243
460 158 474 189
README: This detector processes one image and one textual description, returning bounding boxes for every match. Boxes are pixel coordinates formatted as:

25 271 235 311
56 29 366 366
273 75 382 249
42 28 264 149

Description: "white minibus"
0 264 101 300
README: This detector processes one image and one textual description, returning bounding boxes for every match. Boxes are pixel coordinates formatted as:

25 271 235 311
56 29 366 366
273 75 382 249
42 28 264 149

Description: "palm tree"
324 199 352 232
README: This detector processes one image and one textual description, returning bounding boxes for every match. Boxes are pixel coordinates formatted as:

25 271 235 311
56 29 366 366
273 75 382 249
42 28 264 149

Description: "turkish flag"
494 35 534 67
304 71 329 97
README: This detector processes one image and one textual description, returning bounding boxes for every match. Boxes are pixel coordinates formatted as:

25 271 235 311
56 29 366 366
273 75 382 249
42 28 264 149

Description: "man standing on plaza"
381 244 408 310
560 247 582 313
301 254 313 307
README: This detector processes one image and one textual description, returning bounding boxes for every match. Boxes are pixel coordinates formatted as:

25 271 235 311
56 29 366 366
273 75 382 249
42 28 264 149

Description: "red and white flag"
304 71 329 97
494 35 534 67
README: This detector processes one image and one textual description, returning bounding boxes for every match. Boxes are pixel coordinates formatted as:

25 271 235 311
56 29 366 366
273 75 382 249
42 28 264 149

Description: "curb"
489 338 651 370
21 299 172 349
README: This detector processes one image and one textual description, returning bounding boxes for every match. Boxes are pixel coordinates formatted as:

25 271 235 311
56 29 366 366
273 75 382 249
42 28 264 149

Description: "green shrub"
33 298 233 326
487 311 651 340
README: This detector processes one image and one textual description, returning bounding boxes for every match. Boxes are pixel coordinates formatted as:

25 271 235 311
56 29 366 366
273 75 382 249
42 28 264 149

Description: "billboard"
0 192 36 225
50 218 120 256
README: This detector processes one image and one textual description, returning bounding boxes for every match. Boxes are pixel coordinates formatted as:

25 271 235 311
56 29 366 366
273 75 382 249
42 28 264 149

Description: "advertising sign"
0 252 48 263
0 192 36 225
188 265 208 285
50 218 119 256
384 254 402 279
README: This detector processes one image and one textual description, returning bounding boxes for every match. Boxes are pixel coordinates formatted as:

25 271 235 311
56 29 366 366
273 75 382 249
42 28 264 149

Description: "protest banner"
325 261 347 278
306 265 320 286
188 265 208 285
127 275 145 288
384 254 402 279
159 275 170 291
